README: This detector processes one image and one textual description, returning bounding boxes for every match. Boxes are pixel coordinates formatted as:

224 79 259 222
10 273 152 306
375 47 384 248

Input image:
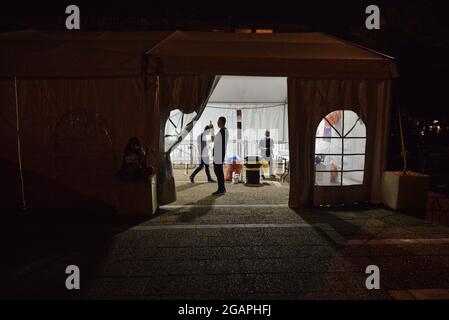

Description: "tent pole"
283 103 286 143
14 76 27 211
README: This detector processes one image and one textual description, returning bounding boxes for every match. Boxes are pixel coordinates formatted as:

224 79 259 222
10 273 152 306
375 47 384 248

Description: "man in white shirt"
258 129 275 179
189 125 216 183
212 116 229 195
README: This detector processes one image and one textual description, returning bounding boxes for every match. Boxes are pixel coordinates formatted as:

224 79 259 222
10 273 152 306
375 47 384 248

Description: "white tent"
166 76 289 164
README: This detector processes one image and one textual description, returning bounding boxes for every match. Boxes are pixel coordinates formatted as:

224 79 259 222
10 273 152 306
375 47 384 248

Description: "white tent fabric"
241 104 287 155
193 105 238 141
208 76 287 103
171 103 288 163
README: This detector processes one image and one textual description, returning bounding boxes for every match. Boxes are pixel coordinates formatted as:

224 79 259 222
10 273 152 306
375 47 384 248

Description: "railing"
171 140 290 166
171 143 198 165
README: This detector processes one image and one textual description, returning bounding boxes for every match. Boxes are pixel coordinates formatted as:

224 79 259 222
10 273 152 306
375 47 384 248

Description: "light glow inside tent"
166 76 289 164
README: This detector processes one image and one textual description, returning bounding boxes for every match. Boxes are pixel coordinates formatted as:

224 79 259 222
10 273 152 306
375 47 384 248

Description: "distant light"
256 29 273 34
235 28 252 33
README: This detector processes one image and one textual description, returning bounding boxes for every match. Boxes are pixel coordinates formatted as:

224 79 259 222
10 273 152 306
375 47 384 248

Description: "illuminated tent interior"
165 76 289 164
0 30 398 213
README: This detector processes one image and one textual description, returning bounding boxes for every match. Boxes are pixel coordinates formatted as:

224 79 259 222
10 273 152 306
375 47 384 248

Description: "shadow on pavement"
0 208 151 299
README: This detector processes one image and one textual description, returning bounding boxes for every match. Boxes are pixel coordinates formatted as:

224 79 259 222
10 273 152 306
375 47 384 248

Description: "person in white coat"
258 130 275 179
212 116 229 195
189 125 215 183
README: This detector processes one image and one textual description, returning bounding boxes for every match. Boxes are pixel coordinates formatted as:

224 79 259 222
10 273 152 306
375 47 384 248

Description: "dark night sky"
2 0 449 119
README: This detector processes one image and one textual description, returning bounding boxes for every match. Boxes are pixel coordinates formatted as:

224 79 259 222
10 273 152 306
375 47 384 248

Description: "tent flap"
287 78 392 207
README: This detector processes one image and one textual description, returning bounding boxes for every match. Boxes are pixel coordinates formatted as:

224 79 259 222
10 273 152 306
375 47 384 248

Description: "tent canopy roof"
208 76 287 104
147 31 398 79
0 30 170 77
0 30 398 79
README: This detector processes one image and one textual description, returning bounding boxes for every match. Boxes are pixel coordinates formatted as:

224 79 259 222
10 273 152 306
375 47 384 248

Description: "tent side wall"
0 77 159 211
0 79 21 208
287 78 392 207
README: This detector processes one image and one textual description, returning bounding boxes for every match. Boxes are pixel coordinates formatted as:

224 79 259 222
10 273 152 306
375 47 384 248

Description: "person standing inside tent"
189 125 216 183
212 116 229 195
258 129 276 179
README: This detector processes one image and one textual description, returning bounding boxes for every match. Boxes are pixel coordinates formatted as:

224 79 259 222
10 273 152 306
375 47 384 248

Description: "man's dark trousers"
191 160 212 180
213 163 225 192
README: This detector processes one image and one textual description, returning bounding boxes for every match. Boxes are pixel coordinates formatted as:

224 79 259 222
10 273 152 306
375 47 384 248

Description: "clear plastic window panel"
316 112 343 138
315 170 343 186
344 138 366 154
314 110 366 186
344 116 366 138
342 154 365 171
342 171 364 186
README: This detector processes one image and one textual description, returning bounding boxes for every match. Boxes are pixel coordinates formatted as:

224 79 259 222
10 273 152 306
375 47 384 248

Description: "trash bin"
244 156 262 185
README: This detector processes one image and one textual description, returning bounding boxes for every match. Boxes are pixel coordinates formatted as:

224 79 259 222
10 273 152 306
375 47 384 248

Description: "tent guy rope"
14 76 27 210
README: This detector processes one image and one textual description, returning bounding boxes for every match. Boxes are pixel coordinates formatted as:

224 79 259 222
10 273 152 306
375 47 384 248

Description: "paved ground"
173 166 289 205
1 169 449 300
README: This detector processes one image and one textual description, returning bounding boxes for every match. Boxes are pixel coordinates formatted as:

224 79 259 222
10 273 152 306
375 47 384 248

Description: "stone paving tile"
343 256 449 272
95 259 135 277
239 259 292 274
165 260 207 276
197 274 230 294
339 244 449 257
126 247 194 260
82 294 148 300
297 290 392 300
321 272 369 291
238 257 356 274
5 196 449 300
409 289 449 300
381 270 449 290
226 274 258 294
84 277 148 297
205 246 255 259
253 273 304 293
144 275 203 295
205 259 242 274
124 260 170 276
388 290 416 300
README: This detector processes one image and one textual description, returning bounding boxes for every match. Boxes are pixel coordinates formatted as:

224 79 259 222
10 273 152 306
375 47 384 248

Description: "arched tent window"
314 110 366 186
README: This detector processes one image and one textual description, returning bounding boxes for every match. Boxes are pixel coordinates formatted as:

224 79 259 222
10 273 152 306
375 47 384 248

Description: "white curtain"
242 104 286 156
192 105 238 141
172 103 288 163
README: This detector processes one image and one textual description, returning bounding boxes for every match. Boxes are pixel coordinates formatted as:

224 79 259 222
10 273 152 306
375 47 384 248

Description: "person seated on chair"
258 129 276 179
189 125 216 183
119 137 150 181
